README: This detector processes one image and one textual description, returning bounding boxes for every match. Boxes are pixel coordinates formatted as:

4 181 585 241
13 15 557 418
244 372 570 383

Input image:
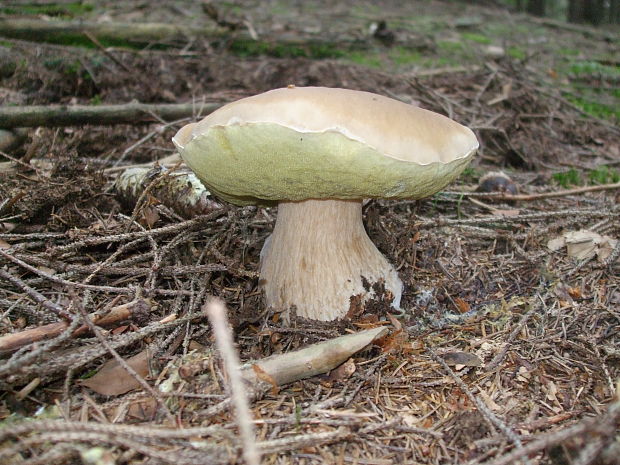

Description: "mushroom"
173 86 478 321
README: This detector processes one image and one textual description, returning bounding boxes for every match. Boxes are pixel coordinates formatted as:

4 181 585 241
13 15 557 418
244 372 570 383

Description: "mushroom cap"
173 86 478 205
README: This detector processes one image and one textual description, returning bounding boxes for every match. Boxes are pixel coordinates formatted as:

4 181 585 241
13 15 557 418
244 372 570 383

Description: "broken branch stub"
114 166 222 219
240 326 389 386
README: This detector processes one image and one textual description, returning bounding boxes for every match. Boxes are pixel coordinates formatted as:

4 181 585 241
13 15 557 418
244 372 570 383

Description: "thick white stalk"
260 199 402 321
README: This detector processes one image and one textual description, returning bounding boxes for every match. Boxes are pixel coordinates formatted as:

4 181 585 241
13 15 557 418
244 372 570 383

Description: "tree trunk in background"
568 0 585 23
527 0 546 16
568 0 607 24
610 0 620 23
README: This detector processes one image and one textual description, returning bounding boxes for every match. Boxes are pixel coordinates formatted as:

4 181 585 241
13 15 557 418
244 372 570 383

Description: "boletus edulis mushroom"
173 86 478 321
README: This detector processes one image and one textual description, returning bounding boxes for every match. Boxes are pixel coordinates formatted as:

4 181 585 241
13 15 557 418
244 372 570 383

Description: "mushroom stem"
259 199 402 321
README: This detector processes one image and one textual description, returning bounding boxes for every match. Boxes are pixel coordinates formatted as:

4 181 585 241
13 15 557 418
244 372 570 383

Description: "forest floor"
0 1 619 464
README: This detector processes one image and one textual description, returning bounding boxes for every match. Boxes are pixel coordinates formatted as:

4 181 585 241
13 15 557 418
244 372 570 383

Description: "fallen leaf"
492 208 521 216
566 231 599 261
478 389 502 412
517 366 531 383
37 265 56 275
546 380 558 402
140 206 160 229
454 297 470 313
377 329 407 353
441 351 483 367
487 81 512 105
326 358 356 382
567 287 583 299
547 230 618 262
402 339 425 354
111 325 130 335
80 350 149 396
252 363 279 395
554 282 574 305
0 239 10 249
547 236 566 251
126 398 158 421
386 312 402 331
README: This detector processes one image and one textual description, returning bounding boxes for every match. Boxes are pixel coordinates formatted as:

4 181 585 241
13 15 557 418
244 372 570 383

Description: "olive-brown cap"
173 86 478 205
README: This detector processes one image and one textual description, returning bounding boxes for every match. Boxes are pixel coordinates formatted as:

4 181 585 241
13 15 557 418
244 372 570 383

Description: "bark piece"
114 166 222 219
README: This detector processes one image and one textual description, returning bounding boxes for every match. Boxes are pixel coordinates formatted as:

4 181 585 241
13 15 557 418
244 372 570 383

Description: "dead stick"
241 326 389 386
483 401 620 465
0 298 153 355
0 268 72 320
205 298 260 465
0 17 400 55
428 347 529 463
447 182 620 201
0 18 224 45
74 296 176 423
201 325 389 418
0 102 223 128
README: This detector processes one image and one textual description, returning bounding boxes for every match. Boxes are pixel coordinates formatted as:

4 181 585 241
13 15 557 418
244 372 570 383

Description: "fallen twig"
0 298 153 355
0 267 72 320
528 16 615 41
240 326 389 386
428 347 529 463
0 102 222 128
198 325 388 419
479 398 620 465
205 298 260 465
445 181 620 202
74 297 176 423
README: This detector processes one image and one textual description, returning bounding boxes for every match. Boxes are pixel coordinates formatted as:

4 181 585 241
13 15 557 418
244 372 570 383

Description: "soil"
0 1 619 465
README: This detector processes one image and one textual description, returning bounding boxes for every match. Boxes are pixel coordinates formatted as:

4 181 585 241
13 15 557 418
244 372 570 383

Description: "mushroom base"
259 199 402 321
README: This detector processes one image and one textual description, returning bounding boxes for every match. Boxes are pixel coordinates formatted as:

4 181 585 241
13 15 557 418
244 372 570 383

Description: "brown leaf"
126 398 158 421
252 363 279 395
441 351 482 367
386 312 402 331
454 297 470 314
567 287 583 299
326 358 356 382
377 329 407 353
492 208 521 217
402 339 425 354
80 350 149 396
140 206 160 229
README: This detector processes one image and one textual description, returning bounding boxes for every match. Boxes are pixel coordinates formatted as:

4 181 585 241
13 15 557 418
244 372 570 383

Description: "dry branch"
241 326 389 386
483 398 620 465
206 298 260 465
0 17 394 55
0 298 153 355
448 182 620 202
0 18 224 45
0 102 222 128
